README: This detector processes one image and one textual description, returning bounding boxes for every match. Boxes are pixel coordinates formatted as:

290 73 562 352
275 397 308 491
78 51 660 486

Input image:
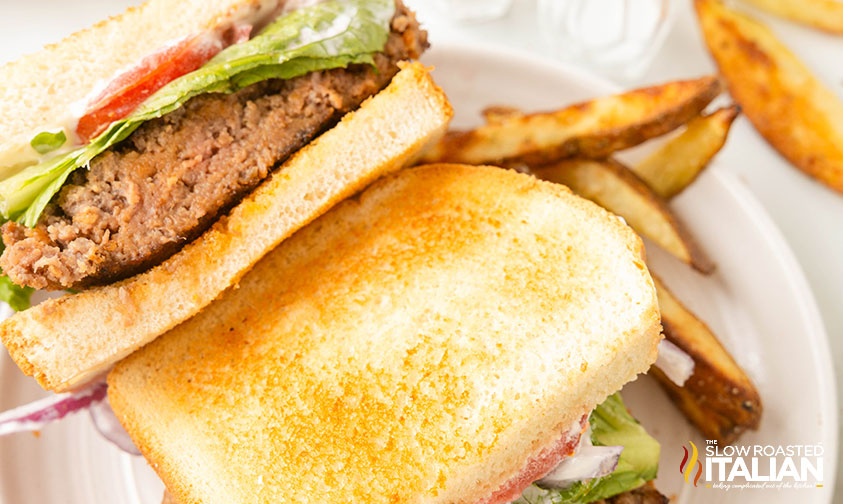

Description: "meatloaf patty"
1 3 426 290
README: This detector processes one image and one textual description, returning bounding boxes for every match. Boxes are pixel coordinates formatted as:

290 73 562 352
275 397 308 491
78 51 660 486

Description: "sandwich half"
109 164 664 504
0 0 424 290
0 0 453 391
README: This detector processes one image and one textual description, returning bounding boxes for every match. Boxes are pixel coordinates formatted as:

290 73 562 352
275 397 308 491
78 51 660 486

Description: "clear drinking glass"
536 0 675 81
433 0 514 23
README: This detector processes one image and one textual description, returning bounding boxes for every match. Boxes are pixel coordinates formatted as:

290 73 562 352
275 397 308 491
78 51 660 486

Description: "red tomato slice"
75 26 250 143
477 415 588 504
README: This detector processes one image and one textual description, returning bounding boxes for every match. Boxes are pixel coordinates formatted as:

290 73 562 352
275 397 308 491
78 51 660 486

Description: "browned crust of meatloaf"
0 3 426 290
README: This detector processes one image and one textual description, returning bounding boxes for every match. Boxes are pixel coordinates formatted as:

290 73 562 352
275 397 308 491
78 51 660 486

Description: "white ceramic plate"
0 43 836 503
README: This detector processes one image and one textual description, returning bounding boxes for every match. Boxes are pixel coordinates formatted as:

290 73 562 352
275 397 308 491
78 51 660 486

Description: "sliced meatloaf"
1 3 426 290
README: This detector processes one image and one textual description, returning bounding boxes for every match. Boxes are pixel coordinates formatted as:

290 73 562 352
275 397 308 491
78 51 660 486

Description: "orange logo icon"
680 441 703 487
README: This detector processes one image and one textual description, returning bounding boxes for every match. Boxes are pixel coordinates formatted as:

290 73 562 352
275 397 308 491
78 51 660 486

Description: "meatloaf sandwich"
1 0 424 290
0 0 453 391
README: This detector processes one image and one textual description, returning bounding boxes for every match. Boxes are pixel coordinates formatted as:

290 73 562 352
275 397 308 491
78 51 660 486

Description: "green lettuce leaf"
513 393 660 504
0 0 392 227
0 274 33 312
30 130 67 155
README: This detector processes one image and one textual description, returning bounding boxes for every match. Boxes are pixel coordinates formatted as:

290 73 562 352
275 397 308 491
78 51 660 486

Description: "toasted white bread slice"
1 62 453 392
0 0 284 156
108 164 661 504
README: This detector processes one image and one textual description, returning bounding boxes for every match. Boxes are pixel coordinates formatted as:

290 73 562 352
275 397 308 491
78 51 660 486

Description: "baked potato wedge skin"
423 76 722 166
633 106 739 199
534 159 714 273
651 276 762 444
740 0 843 34
696 0 843 193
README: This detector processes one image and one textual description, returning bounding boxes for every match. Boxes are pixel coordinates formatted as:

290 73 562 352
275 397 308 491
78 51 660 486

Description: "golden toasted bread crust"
1 63 452 391
109 164 661 504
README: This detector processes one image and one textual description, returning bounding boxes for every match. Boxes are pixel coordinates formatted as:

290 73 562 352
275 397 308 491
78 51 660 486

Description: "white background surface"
0 0 841 498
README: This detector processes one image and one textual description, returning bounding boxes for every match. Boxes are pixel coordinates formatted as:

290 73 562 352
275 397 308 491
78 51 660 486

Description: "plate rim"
424 40 838 499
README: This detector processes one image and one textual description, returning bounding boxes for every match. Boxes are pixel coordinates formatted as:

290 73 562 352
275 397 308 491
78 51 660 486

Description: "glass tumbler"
536 0 675 81
433 0 514 22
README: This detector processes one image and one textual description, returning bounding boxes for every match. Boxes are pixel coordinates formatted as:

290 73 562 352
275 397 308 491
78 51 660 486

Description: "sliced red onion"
0 381 107 435
537 444 624 489
89 398 141 455
654 339 695 386
0 380 140 456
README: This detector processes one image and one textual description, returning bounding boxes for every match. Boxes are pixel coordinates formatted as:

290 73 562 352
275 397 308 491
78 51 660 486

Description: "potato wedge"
696 0 843 193
650 276 762 444
422 77 722 166
740 0 843 34
632 106 739 199
533 160 714 273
